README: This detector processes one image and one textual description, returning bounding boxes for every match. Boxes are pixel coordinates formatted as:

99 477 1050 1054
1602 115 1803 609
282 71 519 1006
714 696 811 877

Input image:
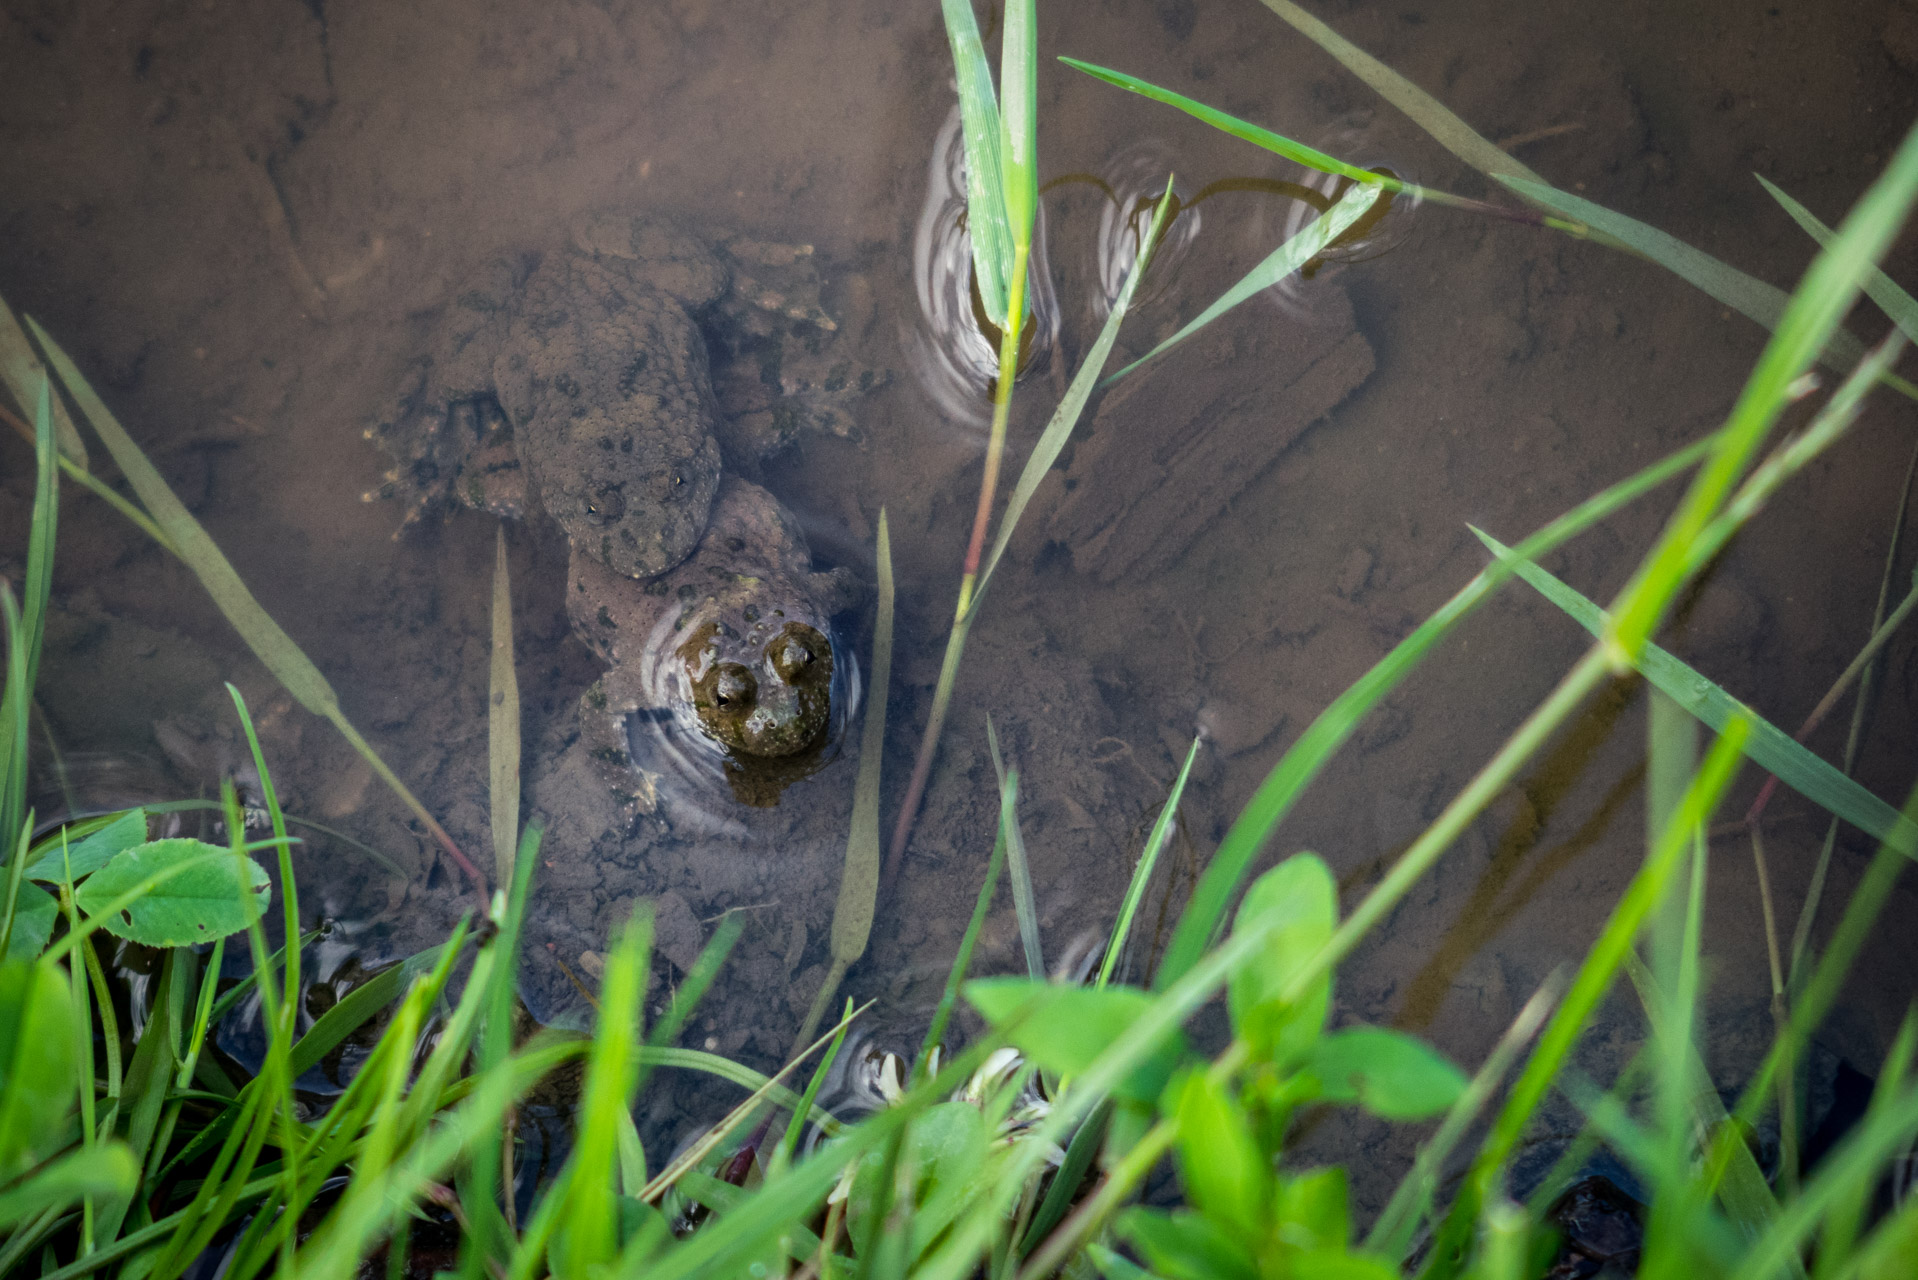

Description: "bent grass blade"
26 316 488 895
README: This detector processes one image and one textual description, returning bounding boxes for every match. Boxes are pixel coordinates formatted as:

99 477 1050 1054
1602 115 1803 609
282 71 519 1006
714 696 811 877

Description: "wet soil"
6 0 1918 1212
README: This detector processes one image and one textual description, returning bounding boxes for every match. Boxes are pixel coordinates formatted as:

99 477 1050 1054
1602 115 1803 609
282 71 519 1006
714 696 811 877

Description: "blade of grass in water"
1105 180 1380 383
1473 527 1918 857
489 528 520 886
986 719 1045 981
1000 0 1038 271
26 316 488 895
1096 734 1198 989
0 298 86 467
940 0 1012 324
796 511 892 1048
1244 2 1917 399
1259 0 1543 189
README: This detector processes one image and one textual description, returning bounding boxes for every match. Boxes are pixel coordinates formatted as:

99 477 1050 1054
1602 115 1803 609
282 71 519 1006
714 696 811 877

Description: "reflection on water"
1090 142 1202 312
909 102 1061 428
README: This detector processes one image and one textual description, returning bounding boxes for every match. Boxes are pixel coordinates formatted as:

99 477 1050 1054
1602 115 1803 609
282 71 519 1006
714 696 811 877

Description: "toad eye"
771 636 818 682
584 486 625 522
711 664 755 711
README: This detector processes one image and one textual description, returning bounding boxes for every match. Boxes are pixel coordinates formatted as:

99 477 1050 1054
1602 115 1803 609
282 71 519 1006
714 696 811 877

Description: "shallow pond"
5 0 1918 1212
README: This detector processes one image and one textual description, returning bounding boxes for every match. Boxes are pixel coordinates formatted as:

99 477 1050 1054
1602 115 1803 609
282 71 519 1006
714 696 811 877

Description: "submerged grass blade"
489 528 520 886
27 317 487 894
1474 527 1918 857
987 720 1045 981
0 296 86 467
798 511 892 1047
1096 735 1198 989
1257 0 1544 190
1107 180 1380 383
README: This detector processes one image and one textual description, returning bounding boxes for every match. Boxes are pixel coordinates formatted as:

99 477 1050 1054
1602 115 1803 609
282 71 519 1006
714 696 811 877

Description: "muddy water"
6 0 1918 1208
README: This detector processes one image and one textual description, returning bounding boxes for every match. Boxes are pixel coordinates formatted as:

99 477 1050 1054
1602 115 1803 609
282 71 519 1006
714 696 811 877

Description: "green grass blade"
986 721 1044 981
940 0 1011 324
799 510 893 1047
549 911 650 1277
1759 174 1918 343
1106 180 1381 383
1061 59 1383 187
1256 0 1544 190
0 375 56 864
490 528 520 886
970 181 1176 614
1000 0 1037 259
1152 428 1718 991
1097 735 1198 989
0 1146 138 1232
1473 527 1918 857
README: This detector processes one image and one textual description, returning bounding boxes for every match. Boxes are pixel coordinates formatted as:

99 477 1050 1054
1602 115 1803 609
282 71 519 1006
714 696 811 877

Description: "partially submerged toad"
372 213 864 806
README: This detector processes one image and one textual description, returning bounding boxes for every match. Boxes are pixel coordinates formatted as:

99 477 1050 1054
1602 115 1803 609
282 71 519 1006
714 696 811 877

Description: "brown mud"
6 0 1918 1209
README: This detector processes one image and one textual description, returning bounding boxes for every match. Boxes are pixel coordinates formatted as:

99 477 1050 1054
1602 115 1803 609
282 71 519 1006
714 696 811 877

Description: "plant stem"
885 242 1031 887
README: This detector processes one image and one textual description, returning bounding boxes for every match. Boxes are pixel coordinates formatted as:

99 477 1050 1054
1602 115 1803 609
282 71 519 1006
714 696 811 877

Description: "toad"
371 213 864 806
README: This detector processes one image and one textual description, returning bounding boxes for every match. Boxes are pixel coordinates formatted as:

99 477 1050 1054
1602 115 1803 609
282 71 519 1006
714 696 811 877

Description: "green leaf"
25 808 148 883
73 838 271 947
2 882 55 961
1473 526 1918 857
1275 1168 1354 1253
1108 181 1382 382
0 959 78 1176
1303 1028 1467 1120
0 1143 138 1230
940 0 1012 324
1060 59 1383 188
999 0 1038 255
849 1101 991 1261
1290 1250 1401 1280
1168 1069 1268 1240
1227 854 1337 1065
1118 1208 1260 1280
964 979 1185 1101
